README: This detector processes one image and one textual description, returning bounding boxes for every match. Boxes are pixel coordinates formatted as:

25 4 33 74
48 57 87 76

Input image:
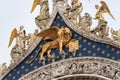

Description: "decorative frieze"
19 57 120 80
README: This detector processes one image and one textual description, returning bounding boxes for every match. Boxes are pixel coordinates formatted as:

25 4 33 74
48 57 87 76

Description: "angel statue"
68 0 83 24
8 25 26 53
36 27 79 60
31 0 49 19
94 1 115 20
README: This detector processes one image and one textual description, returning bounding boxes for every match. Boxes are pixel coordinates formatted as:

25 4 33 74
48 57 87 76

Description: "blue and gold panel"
3 13 120 80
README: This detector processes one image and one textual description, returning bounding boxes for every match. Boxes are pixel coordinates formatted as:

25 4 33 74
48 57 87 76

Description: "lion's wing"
37 27 59 40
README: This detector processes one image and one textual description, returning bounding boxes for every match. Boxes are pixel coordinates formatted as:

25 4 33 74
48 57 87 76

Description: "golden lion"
28 26 79 63
37 27 79 59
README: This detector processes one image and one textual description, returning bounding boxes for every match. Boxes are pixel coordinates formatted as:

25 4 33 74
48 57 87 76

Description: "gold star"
107 53 110 57
12 76 16 79
97 48 100 51
88 42 91 45
92 45 96 48
25 69 29 72
83 48 87 51
101 50 105 54
88 50 91 54
17 71 20 74
21 66 25 69
111 48 115 51
83 39 87 43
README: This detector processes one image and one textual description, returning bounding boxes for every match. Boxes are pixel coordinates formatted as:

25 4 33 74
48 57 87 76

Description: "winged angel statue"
95 1 115 20
8 26 26 53
37 27 79 59
31 0 49 19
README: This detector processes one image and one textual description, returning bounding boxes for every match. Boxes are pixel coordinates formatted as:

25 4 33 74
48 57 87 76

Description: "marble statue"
68 0 83 24
8 25 26 51
31 0 49 19
92 1 114 39
94 1 115 20
8 26 27 64
31 0 50 29
79 13 92 32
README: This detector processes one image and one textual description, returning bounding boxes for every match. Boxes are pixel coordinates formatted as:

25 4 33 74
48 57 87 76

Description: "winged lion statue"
37 27 79 60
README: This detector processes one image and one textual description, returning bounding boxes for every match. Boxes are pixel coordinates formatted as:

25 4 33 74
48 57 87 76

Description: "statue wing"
31 0 40 13
37 27 59 40
100 1 115 20
8 28 17 47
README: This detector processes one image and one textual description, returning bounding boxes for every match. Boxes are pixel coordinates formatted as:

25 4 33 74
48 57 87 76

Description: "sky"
0 0 120 66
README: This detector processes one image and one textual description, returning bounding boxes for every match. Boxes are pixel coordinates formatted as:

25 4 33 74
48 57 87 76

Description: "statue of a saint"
8 25 26 51
68 0 83 24
31 0 49 29
94 1 115 20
